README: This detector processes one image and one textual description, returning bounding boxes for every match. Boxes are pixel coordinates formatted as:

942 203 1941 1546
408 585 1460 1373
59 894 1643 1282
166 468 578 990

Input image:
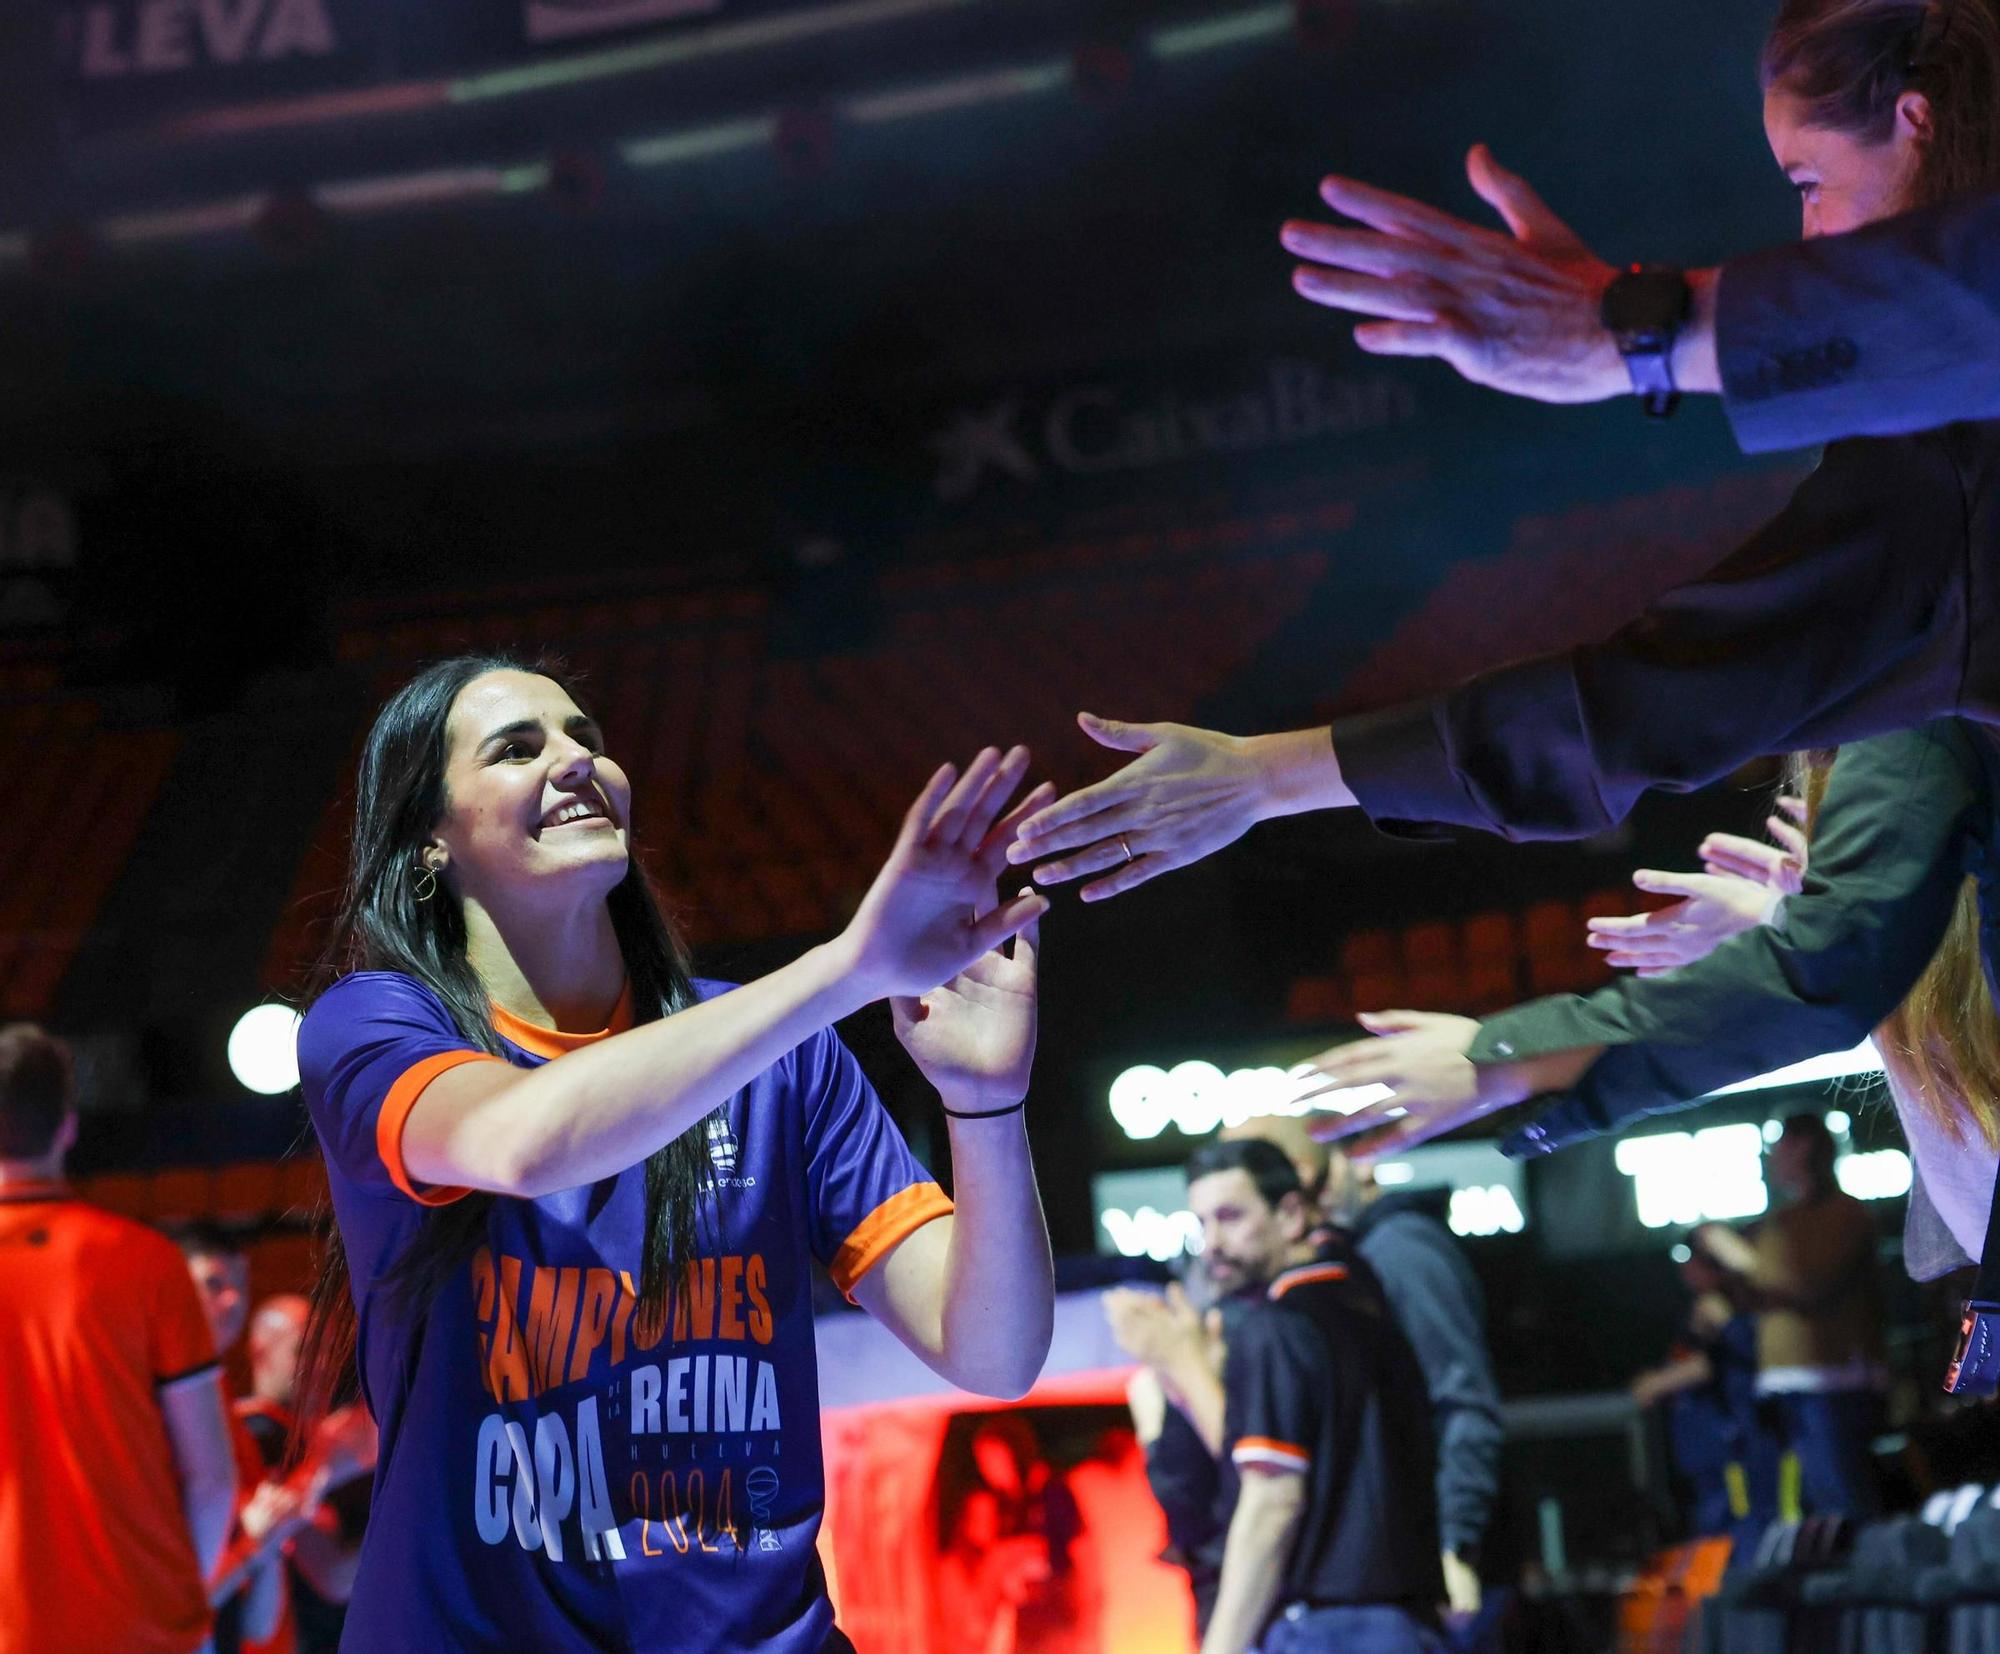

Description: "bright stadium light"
1615 1124 1770 1229
228 1004 303 1096
1107 1061 1325 1140
1706 1042 1882 1097
1835 1149 1913 1202
1099 1206 1204 1262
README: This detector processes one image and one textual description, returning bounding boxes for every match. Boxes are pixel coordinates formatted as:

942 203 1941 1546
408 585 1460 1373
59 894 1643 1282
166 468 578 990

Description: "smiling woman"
293 653 1056 1654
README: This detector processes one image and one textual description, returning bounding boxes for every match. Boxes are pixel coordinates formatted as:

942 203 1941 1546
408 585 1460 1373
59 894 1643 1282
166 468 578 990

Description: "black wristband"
941 1099 1027 1120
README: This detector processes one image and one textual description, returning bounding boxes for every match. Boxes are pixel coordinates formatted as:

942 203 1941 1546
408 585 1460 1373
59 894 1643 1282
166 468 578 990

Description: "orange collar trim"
1269 1261 1349 1300
490 985 634 1059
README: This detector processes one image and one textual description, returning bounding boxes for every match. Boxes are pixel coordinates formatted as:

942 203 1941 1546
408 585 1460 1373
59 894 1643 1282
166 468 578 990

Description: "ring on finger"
1116 835 1134 866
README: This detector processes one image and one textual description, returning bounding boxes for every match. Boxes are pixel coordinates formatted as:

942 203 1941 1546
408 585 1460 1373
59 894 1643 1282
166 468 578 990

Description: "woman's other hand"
892 905 1040 1111
843 748 1052 999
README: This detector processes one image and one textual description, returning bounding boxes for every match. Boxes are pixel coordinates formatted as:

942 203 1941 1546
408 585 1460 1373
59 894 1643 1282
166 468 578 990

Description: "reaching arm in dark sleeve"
1360 1215 1503 1558
1719 192 2000 454
1333 432 1972 840
1466 722 1984 1155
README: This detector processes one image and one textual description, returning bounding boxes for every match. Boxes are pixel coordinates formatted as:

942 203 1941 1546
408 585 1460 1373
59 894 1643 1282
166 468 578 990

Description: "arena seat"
0 699 177 1017
292 544 1334 956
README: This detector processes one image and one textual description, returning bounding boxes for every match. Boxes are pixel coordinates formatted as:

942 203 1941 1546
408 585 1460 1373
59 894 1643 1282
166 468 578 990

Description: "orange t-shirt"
0 1189 220 1654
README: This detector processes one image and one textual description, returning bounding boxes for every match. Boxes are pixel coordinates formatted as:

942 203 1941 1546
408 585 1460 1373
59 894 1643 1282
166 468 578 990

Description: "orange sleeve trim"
376 1050 503 1206
1269 1263 1349 1299
1232 1436 1312 1472
829 1181 955 1299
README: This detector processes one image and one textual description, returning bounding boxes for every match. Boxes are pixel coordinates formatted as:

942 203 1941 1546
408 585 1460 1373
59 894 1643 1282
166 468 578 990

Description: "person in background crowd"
0 1024 236 1654
239 1296 369 1654
1223 1116 1502 1631
172 1223 292 1654
177 1219 252 1359
1629 1242 1778 1553
932 1416 1101 1654
1696 1116 1888 1522
243 1296 309 1436
1219 1116 1334 1240
294 656 1055 1652
1186 1136 1443 1654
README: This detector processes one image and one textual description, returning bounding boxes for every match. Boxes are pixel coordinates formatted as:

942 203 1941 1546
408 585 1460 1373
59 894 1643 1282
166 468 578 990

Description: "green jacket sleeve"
1469 721 1987 1156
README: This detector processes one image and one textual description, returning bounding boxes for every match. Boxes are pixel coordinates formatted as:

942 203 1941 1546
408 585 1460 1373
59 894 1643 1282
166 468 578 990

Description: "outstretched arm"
1014 427 1967 888
378 751 1051 1199
1307 724 1978 1155
1284 144 2000 446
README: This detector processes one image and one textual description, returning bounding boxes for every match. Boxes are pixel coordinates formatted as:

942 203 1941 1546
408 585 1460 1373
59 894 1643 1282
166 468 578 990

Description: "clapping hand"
1103 1282 1212 1376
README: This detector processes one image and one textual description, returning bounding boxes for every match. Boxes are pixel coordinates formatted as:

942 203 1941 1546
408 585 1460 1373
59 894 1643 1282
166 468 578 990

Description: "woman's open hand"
1586 798 1806 975
842 749 1053 1001
892 905 1040 1111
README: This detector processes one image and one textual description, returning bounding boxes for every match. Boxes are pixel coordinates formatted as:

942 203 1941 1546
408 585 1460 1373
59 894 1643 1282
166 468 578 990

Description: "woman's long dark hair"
293 654 717 1439
1763 0 2000 207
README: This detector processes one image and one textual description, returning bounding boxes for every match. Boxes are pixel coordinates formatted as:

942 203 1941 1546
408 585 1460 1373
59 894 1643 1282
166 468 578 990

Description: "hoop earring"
413 865 439 904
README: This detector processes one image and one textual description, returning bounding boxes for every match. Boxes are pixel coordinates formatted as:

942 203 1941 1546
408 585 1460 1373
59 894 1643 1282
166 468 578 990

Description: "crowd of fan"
0 1023 370 1654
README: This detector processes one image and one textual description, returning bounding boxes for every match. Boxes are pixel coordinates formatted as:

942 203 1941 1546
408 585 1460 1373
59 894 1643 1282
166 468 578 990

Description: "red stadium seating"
279 540 1335 962
0 697 178 1017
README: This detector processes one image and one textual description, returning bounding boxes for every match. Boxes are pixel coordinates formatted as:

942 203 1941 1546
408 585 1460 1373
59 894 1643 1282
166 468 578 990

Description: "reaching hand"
1586 801 1805 975
1699 795 1808 891
1281 144 1625 403
843 749 1054 999
1297 1010 1528 1155
1585 871 1781 975
1008 714 1341 901
892 905 1040 1112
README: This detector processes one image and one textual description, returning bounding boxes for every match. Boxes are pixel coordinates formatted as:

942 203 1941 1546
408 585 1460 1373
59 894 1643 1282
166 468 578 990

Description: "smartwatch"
1601 265 1692 418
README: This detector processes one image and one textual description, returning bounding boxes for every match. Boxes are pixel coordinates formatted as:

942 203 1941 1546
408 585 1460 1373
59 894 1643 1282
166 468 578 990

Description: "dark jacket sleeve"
1466 723 1985 1156
1145 1403 1224 1556
1333 432 1974 841
1357 1211 1503 1557
1719 193 2000 454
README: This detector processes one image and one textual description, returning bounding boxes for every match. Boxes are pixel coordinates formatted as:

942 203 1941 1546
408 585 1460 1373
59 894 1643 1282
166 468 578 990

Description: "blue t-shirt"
298 971 952 1653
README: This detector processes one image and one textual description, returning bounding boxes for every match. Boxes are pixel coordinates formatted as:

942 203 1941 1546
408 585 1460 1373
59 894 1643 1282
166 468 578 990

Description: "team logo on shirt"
706 1116 739 1175
705 1115 756 1188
